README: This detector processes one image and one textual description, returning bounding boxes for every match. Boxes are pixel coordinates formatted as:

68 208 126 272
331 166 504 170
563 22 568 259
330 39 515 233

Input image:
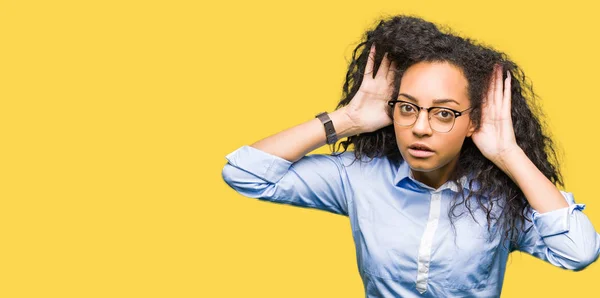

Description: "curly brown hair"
331 14 564 251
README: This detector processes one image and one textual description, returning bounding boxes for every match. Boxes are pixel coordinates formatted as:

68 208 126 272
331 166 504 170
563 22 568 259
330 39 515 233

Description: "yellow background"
1 0 599 297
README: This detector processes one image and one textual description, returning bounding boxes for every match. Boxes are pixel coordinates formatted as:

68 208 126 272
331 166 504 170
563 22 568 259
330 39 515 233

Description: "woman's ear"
466 120 476 138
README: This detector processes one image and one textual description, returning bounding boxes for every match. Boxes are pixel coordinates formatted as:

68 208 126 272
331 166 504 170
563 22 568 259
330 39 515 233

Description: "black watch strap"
315 112 338 145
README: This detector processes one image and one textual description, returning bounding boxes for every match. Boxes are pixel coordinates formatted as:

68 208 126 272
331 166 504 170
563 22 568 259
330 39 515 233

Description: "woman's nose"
412 109 433 136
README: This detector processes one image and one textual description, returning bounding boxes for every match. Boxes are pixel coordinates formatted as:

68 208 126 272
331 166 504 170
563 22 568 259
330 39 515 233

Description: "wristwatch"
315 112 338 145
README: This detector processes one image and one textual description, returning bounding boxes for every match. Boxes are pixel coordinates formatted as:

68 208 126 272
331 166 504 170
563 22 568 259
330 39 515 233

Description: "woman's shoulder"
324 150 400 183
330 149 397 168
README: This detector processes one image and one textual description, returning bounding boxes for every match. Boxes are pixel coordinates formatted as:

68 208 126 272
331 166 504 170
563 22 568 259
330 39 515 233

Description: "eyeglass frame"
387 99 473 133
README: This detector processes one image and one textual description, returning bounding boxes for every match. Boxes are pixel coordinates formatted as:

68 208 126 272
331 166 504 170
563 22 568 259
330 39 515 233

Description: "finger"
364 43 376 78
383 60 397 100
484 65 496 116
387 59 397 82
502 70 512 116
377 52 390 79
494 64 503 114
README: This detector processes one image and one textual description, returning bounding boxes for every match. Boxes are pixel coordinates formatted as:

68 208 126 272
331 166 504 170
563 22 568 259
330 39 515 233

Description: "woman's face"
393 61 476 174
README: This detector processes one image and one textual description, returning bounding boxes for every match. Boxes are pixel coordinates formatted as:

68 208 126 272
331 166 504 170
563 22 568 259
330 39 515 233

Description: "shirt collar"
393 159 477 193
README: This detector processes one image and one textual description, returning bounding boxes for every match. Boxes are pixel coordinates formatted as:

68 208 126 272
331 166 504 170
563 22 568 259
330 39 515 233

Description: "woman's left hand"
471 64 521 165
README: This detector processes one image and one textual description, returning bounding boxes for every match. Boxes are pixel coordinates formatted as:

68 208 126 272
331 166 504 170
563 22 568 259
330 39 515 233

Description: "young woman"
221 15 600 297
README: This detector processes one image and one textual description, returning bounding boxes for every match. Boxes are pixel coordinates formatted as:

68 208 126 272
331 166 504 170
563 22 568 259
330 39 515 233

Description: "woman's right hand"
344 43 398 133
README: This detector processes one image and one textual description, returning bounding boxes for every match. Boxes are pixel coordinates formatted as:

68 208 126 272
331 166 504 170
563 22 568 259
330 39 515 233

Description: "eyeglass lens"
394 103 455 132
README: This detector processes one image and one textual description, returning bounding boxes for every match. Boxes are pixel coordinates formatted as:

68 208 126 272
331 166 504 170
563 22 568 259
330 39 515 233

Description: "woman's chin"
402 154 438 171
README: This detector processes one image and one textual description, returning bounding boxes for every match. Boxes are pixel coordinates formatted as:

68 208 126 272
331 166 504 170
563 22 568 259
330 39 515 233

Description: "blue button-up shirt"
222 145 600 297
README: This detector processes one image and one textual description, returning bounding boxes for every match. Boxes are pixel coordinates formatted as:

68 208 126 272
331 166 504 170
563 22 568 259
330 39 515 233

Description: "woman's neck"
410 156 459 189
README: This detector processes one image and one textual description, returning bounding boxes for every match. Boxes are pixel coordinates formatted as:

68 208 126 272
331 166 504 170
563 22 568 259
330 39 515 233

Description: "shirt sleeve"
221 145 350 216
511 190 600 271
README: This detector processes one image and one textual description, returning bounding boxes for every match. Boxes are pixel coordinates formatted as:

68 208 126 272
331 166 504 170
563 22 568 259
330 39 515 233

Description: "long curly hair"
331 14 564 250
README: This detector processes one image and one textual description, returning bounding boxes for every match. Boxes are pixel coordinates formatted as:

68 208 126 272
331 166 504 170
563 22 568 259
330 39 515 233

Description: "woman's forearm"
250 106 360 163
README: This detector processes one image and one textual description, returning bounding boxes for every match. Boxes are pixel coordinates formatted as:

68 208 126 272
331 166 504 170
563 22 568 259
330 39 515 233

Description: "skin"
393 61 476 189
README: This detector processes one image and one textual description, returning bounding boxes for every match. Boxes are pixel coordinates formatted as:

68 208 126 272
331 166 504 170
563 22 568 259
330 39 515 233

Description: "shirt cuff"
532 191 586 238
225 145 293 184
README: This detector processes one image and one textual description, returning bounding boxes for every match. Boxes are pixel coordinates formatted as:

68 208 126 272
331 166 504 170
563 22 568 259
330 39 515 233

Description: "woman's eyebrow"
398 93 460 106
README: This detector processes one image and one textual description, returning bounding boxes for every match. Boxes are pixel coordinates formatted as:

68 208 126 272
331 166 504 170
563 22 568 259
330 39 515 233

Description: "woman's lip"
407 148 435 158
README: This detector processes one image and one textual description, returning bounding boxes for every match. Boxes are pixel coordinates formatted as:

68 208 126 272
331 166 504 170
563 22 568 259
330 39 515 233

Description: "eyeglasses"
387 99 473 133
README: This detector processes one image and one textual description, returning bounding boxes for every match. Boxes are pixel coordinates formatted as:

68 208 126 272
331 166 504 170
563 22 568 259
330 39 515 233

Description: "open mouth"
407 145 435 158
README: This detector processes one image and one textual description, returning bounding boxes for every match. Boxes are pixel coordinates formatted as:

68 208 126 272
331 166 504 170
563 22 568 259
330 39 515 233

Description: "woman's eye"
435 109 453 119
400 105 414 113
